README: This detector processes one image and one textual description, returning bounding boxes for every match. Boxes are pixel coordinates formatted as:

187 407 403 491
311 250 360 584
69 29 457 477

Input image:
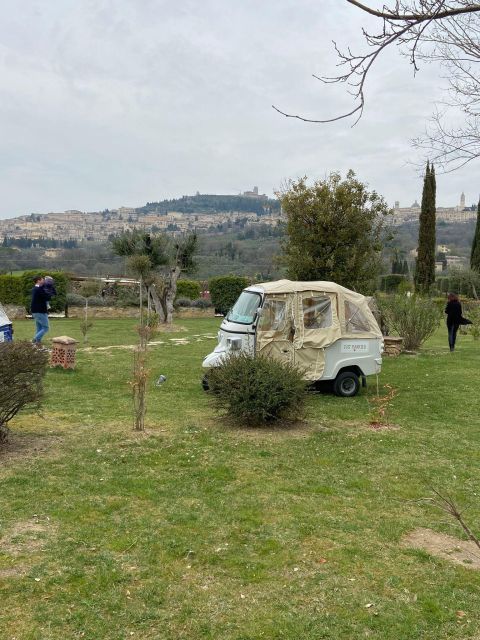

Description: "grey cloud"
0 0 477 218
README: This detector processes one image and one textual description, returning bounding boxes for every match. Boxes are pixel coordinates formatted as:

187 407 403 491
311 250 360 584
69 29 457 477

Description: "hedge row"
0 272 69 312
209 275 250 315
0 273 251 314
176 279 201 300
0 276 23 305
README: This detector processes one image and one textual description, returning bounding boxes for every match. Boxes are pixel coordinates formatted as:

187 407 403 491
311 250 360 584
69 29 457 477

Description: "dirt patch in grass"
2 518 57 556
368 421 400 431
217 418 314 440
0 431 63 465
0 566 28 579
402 527 480 570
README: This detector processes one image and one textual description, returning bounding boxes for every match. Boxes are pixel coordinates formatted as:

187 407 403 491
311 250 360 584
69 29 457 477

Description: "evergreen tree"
414 162 436 293
470 199 480 272
280 171 389 294
403 260 409 275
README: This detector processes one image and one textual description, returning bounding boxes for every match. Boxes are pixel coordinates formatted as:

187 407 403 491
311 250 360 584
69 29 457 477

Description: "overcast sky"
0 0 477 220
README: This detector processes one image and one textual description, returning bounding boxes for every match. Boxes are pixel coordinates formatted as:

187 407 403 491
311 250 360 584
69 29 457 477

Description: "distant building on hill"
243 186 268 200
391 192 477 225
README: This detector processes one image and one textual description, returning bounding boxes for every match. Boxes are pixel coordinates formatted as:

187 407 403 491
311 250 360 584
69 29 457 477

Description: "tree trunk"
164 266 181 324
148 284 166 322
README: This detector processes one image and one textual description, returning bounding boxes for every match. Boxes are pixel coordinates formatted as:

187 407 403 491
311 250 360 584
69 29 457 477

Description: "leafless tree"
427 487 480 550
273 1 480 171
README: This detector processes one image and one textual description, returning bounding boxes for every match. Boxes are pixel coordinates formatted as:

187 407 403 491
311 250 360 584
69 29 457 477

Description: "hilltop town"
392 192 477 225
0 188 282 243
0 189 476 247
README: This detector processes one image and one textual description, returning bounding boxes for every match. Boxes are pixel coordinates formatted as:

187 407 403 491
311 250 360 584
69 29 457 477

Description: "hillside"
136 193 281 216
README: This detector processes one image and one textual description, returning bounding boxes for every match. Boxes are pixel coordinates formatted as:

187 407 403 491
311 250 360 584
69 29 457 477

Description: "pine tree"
470 199 480 272
414 162 436 293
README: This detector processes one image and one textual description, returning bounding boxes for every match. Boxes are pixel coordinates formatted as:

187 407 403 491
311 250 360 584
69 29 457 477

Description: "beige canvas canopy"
253 280 381 381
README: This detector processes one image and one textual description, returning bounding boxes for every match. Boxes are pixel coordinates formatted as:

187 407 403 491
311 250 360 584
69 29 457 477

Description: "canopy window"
302 296 332 330
257 296 295 365
258 298 287 334
344 300 371 333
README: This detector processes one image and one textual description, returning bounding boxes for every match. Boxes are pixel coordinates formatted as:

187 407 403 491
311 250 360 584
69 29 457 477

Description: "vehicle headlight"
227 337 242 351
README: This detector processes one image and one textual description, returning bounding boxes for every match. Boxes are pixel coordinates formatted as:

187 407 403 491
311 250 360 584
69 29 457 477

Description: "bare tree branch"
346 0 480 21
272 1 480 170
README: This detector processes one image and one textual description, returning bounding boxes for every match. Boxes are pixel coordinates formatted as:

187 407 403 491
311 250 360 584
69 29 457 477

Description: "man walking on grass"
31 275 52 345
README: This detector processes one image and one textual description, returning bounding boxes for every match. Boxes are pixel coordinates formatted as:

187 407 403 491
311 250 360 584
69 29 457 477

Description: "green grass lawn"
1 317 479 639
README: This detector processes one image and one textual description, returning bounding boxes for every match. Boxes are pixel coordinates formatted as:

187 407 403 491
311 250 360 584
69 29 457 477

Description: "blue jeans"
32 313 49 342
448 323 459 351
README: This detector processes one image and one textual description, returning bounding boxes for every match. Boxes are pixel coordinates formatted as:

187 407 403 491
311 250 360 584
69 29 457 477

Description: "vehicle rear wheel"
333 371 360 397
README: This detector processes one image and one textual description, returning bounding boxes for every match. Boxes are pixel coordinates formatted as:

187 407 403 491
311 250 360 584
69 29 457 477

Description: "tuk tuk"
202 280 383 396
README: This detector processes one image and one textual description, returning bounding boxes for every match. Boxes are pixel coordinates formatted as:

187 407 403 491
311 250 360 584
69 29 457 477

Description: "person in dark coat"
31 275 52 344
445 292 463 352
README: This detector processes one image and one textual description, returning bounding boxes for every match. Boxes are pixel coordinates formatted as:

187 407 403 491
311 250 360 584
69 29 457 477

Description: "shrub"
380 295 441 350
176 279 201 300
85 296 106 307
209 275 249 315
79 319 94 343
463 301 480 340
114 286 142 307
66 293 86 307
79 280 101 298
207 352 307 426
191 298 212 309
175 297 193 308
0 341 49 442
66 293 106 307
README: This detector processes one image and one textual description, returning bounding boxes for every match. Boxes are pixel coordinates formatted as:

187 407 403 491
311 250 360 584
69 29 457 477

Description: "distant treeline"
2 237 78 249
136 194 281 216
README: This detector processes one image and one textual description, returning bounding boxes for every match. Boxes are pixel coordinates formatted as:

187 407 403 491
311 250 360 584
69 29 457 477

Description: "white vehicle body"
202 280 383 396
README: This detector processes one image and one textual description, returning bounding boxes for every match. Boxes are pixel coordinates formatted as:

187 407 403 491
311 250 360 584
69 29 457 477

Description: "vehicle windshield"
227 291 261 324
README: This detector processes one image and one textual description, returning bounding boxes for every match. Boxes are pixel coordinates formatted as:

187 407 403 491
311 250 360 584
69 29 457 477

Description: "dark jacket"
445 300 462 327
31 285 52 314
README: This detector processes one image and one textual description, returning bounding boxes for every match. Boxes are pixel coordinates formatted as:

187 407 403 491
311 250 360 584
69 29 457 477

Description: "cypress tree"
403 260 409 275
414 162 436 293
470 199 480 272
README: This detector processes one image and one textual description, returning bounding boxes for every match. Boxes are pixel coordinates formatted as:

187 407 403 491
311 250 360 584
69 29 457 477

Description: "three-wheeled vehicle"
202 280 383 396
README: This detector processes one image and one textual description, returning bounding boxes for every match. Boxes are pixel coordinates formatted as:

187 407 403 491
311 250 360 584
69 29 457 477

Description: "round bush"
176 279 201 300
175 297 193 308
66 293 106 307
379 295 441 351
0 341 49 441
208 275 249 315
66 293 85 307
207 352 307 426
191 298 212 308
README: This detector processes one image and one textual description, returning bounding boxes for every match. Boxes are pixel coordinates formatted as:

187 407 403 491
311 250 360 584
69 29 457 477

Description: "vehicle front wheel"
333 371 360 397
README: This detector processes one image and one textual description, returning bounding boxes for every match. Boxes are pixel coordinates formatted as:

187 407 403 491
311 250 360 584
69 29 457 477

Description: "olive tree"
112 231 197 323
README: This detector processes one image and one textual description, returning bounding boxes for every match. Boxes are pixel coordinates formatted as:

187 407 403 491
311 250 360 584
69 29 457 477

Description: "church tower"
460 192 466 209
